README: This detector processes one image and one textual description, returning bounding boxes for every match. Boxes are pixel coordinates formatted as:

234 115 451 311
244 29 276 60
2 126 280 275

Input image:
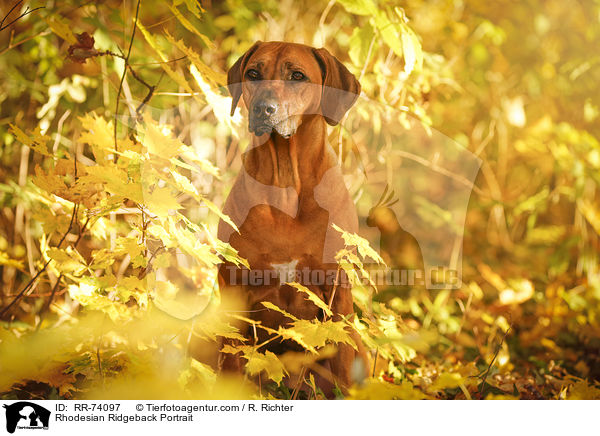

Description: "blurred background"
0 0 599 399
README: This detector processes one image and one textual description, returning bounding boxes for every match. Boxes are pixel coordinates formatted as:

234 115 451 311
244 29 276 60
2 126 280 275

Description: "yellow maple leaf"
168 4 214 48
137 116 183 160
348 379 429 400
333 223 385 264
244 349 287 384
278 319 357 353
47 247 87 275
288 282 333 317
429 372 466 391
164 31 225 86
115 237 144 259
78 114 115 162
262 301 299 321
45 16 77 44
0 251 24 270
9 124 52 156
567 379 600 400
82 165 143 203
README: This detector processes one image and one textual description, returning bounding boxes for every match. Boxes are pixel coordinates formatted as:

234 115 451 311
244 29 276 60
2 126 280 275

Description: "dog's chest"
230 197 330 268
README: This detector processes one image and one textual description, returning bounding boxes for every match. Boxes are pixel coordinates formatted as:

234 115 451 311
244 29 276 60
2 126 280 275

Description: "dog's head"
227 41 361 138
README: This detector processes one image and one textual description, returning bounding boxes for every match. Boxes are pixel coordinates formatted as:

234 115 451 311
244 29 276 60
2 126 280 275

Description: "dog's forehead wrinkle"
248 44 319 80
249 60 264 69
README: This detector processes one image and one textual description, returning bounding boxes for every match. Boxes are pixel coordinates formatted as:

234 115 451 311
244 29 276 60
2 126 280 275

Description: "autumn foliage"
0 0 599 400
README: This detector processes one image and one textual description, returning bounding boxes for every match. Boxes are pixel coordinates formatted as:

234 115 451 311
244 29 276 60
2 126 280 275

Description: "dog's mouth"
250 117 298 138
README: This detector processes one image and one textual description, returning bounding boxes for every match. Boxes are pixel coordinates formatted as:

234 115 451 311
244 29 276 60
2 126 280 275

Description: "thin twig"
372 347 378 377
96 347 104 382
0 1 45 32
129 55 187 66
318 0 335 46
80 49 165 115
36 215 90 327
291 366 307 400
393 149 487 197
477 324 512 398
113 0 142 161
358 33 376 83
133 68 164 116
35 273 62 331
0 29 49 56
0 204 79 318
326 266 342 316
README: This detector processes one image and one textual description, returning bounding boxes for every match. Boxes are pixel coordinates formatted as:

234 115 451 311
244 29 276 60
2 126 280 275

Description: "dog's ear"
312 47 361 126
228 41 262 116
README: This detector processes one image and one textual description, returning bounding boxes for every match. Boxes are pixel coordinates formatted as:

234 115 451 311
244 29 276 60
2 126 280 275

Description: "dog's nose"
252 99 278 118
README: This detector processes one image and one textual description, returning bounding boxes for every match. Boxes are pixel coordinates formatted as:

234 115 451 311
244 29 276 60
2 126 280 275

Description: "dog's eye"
246 69 260 81
291 71 306 81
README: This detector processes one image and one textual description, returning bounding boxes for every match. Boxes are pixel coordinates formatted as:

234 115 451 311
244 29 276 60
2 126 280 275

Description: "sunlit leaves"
567 379 600 400
335 0 377 16
333 223 385 265
349 24 375 67
164 32 226 86
168 4 213 48
45 16 77 44
400 23 423 74
0 251 25 269
137 117 183 160
338 2 423 74
47 247 87 276
9 125 52 157
83 164 143 203
79 114 116 163
287 282 333 317
348 379 429 400
145 187 182 217
278 319 357 354
244 349 287 384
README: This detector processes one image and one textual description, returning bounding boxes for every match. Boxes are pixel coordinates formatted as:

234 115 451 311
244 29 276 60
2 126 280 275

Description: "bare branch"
113 0 142 161
0 1 45 32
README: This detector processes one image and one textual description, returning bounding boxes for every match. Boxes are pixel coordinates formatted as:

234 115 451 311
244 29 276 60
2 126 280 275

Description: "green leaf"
374 12 403 57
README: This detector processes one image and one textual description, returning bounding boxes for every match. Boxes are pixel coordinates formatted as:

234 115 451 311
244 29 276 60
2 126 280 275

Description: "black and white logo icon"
3 402 50 434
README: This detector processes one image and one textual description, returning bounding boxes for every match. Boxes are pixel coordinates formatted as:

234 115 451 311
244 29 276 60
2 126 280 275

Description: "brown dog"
217 41 367 395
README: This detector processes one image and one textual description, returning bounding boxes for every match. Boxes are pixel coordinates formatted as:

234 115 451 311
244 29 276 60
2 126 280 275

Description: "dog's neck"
243 115 336 194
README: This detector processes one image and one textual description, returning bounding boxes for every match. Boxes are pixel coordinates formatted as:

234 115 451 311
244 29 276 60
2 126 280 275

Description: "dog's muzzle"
249 97 297 138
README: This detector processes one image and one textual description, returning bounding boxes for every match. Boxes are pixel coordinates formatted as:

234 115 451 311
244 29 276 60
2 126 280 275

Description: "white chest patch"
271 260 299 284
